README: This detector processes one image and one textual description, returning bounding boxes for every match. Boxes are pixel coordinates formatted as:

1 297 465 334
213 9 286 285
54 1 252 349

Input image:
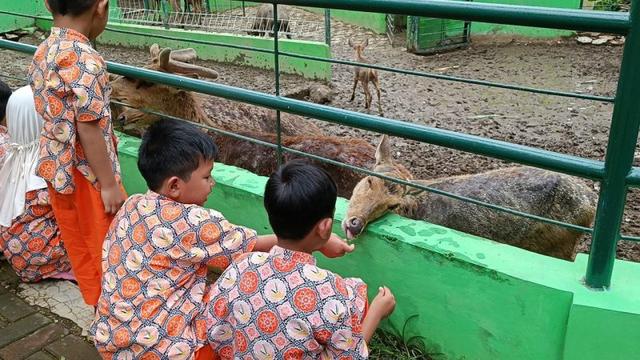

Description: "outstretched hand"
319 233 355 258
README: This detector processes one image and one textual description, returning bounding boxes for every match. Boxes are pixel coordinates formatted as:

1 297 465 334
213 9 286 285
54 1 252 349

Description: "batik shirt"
206 246 369 359
0 189 72 282
0 125 8 167
92 191 257 359
29 27 121 194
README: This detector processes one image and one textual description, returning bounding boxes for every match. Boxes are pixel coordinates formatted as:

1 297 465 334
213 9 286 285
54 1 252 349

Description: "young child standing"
206 161 396 359
92 119 353 359
0 86 72 282
28 0 126 305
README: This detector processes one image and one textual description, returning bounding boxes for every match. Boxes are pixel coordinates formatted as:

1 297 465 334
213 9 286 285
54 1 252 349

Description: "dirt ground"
1 6 638 262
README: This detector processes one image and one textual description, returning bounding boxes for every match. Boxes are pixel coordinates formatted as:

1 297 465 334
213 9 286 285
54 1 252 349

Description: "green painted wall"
303 7 387 34
0 1 39 32
470 0 582 37
33 20 332 80
117 131 640 360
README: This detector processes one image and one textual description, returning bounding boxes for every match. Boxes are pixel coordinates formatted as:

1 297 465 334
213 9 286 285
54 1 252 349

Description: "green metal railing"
1 0 639 289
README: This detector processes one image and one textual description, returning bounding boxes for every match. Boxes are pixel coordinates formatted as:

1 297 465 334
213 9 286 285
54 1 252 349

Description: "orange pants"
48 170 125 306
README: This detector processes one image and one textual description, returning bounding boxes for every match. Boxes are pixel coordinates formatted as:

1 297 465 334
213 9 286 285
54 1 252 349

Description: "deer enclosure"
1 7 637 261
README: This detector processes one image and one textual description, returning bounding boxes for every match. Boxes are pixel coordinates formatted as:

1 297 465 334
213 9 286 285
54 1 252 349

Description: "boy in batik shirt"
206 161 396 359
28 0 126 306
91 119 354 359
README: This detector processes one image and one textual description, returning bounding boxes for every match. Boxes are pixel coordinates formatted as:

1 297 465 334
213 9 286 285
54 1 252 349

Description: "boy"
92 119 353 359
206 161 396 359
28 0 126 306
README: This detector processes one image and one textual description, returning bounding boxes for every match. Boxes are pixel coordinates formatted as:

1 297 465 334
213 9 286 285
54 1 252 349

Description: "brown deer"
348 38 383 116
247 4 293 39
342 135 597 260
110 45 322 137
109 45 376 197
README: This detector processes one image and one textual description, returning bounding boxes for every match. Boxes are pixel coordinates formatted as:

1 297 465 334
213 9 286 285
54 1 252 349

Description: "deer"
342 135 598 260
109 45 376 197
348 38 383 116
247 4 293 39
110 45 322 137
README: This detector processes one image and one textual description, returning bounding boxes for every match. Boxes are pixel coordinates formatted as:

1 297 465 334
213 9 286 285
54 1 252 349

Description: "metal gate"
406 1 472 55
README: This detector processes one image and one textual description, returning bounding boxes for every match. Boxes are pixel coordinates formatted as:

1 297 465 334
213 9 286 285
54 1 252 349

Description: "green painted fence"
116 132 640 360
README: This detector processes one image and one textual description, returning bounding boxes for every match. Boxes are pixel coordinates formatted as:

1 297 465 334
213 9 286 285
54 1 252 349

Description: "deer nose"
117 113 127 126
346 217 364 236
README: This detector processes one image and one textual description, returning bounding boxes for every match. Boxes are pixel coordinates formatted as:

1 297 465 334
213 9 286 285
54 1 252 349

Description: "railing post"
585 0 640 289
273 3 283 166
324 8 331 46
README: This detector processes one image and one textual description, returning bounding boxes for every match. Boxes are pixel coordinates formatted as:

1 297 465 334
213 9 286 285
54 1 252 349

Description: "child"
91 119 353 359
0 86 73 282
0 80 12 164
206 161 396 359
28 0 126 305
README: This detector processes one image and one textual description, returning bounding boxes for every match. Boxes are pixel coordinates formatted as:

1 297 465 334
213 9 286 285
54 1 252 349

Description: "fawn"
349 38 383 115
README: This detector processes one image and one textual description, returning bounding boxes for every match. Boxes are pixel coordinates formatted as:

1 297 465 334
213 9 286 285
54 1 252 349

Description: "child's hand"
370 286 396 319
101 184 126 214
319 233 355 258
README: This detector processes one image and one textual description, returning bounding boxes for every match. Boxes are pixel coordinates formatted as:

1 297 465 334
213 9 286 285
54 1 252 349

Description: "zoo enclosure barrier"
1 0 639 289
113 0 331 44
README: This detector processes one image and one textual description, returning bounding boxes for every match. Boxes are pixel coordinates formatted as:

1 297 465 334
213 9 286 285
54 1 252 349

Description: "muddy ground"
1 6 638 262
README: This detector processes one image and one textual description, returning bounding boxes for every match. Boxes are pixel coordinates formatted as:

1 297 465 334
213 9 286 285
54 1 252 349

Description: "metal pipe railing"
0 10 615 103
2 0 639 289
251 0 631 34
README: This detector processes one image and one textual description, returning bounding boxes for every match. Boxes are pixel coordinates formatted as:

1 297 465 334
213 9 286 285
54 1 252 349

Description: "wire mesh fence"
113 0 325 40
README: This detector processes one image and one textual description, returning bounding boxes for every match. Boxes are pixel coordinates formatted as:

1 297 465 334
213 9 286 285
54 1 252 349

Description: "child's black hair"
47 0 99 16
138 118 217 191
0 80 12 122
264 161 337 240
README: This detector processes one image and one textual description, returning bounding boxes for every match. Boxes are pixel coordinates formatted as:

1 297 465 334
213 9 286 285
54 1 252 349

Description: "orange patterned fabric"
28 27 121 194
205 246 369 359
92 191 257 359
0 189 71 282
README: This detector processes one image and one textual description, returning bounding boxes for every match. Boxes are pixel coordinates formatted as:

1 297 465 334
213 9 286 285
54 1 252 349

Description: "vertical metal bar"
585 0 640 289
161 0 170 29
206 0 211 13
273 3 283 166
144 0 151 10
324 8 331 46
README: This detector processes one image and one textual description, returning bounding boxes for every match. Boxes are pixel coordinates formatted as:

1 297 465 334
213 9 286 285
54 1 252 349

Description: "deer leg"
349 76 358 102
372 76 383 115
362 80 371 109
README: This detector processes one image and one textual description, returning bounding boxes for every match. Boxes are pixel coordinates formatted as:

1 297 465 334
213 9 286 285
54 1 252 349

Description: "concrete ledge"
117 132 640 360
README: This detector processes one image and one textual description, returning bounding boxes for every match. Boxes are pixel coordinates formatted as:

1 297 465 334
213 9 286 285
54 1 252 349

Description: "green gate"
406 1 471 54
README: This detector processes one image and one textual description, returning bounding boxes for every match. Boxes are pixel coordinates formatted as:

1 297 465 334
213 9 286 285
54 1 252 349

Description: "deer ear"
375 134 393 166
158 48 172 71
150 43 160 58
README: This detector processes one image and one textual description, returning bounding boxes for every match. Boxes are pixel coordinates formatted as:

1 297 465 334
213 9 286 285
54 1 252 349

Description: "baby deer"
348 38 383 116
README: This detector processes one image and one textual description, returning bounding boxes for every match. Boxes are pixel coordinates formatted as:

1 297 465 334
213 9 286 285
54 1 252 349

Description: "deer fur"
247 4 293 39
348 38 383 115
208 131 375 198
109 45 376 197
342 135 597 260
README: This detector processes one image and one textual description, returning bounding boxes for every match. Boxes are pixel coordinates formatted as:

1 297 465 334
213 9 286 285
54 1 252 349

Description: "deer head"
342 135 419 239
110 45 218 131
348 37 369 58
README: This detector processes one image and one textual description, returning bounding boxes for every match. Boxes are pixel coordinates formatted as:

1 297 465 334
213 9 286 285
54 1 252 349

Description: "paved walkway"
0 263 100 360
